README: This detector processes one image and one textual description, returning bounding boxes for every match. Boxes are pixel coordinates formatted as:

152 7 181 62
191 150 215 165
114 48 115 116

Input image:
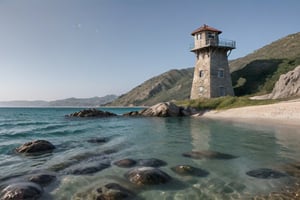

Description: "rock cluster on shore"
123 102 197 117
65 102 198 118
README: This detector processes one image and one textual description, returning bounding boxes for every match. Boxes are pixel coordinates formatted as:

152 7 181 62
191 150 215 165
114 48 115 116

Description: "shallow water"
1 107 300 199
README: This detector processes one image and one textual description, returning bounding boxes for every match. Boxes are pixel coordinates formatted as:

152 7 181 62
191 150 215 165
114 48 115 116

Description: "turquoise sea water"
1 107 300 199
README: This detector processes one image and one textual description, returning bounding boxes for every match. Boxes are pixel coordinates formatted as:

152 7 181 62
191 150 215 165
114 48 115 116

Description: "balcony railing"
190 38 236 50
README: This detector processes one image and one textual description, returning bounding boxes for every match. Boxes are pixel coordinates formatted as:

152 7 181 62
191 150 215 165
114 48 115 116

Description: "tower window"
219 87 226 96
199 70 205 77
208 32 215 39
217 69 224 78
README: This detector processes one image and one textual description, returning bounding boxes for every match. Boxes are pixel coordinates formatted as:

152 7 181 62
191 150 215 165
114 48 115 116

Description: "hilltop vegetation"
108 69 193 106
109 32 300 106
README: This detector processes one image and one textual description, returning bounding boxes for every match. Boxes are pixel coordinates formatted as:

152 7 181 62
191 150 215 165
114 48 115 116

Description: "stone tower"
190 24 235 99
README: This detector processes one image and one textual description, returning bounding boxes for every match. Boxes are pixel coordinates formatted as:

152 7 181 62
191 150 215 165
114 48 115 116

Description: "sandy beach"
200 98 300 127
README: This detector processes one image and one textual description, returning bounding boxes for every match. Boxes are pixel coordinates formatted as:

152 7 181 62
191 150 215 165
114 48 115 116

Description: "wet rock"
137 158 167 167
94 183 135 200
182 150 237 160
113 159 137 168
171 165 209 177
125 167 171 186
87 137 108 144
0 182 43 200
246 168 287 179
66 108 117 118
28 173 56 186
123 111 139 116
15 140 55 154
124 102 191 117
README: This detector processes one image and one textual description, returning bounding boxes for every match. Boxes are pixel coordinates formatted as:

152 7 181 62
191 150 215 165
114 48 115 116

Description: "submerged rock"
28 173 56 186
137 158 167 167
171 165 209 177
66 108 117 118
125 167 171 186
182 150 237 160
62 155 111 175
123 102 197 117
15 140 55 154
87 137 109 144
246 168 287 179
94 183 135 200
113 159 137 168
0 182 43 200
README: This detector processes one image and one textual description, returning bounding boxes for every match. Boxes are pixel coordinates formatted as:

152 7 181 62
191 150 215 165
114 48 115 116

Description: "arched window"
199 70 205 77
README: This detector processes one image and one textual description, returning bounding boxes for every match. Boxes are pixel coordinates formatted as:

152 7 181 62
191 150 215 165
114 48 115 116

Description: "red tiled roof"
191 24 222 35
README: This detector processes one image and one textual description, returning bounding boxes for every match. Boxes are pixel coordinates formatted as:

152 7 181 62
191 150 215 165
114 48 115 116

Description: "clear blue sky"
0 0 299 101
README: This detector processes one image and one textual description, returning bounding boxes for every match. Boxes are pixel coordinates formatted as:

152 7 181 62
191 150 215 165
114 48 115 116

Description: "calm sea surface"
1 107 300 199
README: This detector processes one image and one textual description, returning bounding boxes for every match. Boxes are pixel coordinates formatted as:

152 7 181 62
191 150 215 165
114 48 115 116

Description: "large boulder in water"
0 182 43 200
16 140 55 154
124 102 196 117
66 108 117 118
124 167 171 186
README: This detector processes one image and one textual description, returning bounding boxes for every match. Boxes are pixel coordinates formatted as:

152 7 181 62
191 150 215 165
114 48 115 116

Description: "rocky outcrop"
66 108 117 118
268 65 300 99
16 140 55 154
124 102 197 117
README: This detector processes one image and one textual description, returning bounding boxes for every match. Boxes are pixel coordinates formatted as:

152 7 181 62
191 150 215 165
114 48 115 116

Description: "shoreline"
198 99 300 128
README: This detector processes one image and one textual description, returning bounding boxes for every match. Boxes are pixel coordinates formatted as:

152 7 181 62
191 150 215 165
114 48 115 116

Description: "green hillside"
109 32 300 106
230 32 300 96
108 69 193 106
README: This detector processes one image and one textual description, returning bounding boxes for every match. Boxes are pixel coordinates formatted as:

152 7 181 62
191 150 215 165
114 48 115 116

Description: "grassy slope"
176 96 279 110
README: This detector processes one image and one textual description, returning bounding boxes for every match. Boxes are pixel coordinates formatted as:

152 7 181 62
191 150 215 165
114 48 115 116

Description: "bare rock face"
16 140 55 154
268 65 300 99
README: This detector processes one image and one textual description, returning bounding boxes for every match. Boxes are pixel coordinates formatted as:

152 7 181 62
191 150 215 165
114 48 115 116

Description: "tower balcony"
190 38 236 51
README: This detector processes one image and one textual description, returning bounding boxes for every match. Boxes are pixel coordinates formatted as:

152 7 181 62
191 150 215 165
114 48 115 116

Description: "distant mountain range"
0 95 118 107
108 32 300 106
